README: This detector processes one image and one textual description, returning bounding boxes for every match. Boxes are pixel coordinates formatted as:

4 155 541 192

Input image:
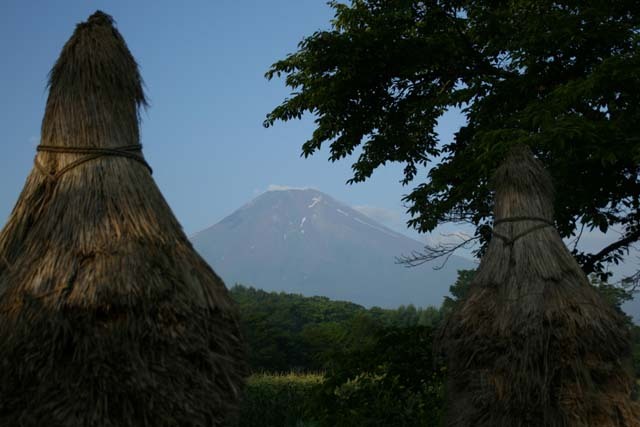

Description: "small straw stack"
439 145 640 426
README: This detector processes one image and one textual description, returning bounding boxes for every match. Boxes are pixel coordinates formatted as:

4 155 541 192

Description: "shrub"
238 372 322 427
309 325 445 426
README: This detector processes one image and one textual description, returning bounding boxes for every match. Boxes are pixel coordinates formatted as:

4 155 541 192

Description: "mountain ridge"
191 188 476 308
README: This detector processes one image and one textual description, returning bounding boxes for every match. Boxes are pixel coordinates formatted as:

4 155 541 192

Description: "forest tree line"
230 270 640 376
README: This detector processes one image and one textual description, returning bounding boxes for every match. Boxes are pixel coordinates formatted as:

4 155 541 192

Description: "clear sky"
0 0 637 279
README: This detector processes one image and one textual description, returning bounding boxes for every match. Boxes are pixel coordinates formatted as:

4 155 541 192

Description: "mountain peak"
192 188 476 308
265 185 317 193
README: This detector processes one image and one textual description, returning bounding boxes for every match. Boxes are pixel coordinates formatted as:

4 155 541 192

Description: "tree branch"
570 222 585 252
581 229 640 275
619 264 640 294
395 233 479 270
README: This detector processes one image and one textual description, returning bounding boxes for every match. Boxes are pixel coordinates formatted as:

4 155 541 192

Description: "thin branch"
617 265 640 294
570 222 585 252
582 229 640 275
395 233 480 270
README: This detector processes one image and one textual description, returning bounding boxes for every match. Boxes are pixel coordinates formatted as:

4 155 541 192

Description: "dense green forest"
232 271 640 425
231 284 442 373
231 270 640 376
231 283 449 426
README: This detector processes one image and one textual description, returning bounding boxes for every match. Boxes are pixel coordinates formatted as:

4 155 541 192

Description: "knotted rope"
491 216 555 246
33 144 152 181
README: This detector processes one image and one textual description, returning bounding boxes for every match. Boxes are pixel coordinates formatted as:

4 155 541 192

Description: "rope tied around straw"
491 216 555 246
33 144 153 181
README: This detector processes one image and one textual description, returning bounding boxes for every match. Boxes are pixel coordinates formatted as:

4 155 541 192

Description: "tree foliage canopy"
265 0 640 276
230 284 442 372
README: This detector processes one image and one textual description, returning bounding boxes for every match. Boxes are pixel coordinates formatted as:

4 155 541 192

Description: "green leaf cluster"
309 325 446 427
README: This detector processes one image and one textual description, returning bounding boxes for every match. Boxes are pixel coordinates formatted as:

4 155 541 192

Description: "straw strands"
439 145 640 426
0 11 246 426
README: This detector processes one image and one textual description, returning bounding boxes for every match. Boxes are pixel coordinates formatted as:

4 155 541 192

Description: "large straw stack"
439 145 639 426
0 11 246 426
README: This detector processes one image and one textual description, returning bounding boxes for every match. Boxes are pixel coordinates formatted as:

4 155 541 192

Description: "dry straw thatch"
0 11 246 426
439 145 640 426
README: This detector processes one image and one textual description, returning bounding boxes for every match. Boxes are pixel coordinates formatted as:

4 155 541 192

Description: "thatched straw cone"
439 145 640 426
0 11 246 426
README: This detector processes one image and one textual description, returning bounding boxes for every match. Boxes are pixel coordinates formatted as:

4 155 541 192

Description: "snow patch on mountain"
308 196 322 208
268 185 311 192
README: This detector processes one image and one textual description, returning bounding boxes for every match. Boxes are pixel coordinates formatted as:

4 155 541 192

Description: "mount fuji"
191 188 477 308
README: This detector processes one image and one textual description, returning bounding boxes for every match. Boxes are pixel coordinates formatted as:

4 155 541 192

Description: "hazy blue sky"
0 0 636 278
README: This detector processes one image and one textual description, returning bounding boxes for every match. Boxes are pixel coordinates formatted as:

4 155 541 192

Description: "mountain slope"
192 188 476 308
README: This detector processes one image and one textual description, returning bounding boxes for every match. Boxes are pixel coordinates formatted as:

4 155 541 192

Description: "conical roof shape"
439 145 640 426
0 11 246 426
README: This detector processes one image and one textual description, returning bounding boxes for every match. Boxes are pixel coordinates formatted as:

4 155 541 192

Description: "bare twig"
570 222 585 252
617 264 640 294
395 232 479 270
